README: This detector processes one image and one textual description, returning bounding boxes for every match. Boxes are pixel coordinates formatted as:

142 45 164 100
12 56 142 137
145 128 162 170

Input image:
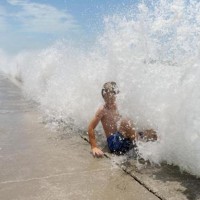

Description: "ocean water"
1 0 200 177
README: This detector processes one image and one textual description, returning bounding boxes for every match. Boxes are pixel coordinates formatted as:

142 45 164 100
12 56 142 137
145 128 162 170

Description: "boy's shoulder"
95 104 106 119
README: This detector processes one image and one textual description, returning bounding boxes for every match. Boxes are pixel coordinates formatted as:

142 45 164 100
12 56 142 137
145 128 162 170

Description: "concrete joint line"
0 168 109 185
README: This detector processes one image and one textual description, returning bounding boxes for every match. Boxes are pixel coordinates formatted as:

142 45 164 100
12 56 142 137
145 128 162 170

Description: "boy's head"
101 82 119 103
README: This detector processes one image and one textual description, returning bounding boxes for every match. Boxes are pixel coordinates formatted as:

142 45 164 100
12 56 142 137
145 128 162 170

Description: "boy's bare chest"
101 109 121 136
103 109 120 122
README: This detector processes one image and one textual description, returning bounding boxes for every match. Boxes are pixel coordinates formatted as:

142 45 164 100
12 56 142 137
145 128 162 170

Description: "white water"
1 0 200 177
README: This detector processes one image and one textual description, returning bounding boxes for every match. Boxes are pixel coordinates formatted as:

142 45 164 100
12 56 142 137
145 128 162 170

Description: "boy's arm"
88 108 104 157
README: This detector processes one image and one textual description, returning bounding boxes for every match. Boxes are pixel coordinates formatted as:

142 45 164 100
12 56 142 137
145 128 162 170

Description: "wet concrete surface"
81 124 200 199
0 73 159 200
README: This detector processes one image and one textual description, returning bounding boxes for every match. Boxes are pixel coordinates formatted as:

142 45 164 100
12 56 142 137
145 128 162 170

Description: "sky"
0 0 138 53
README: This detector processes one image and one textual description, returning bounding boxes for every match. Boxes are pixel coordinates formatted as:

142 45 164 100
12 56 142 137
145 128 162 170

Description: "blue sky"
0 0 138 53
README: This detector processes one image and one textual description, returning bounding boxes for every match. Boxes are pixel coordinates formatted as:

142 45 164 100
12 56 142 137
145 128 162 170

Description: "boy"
88 82 157 157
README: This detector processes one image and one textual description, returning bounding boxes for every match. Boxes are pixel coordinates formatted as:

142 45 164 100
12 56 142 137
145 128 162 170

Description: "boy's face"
103 92 117 104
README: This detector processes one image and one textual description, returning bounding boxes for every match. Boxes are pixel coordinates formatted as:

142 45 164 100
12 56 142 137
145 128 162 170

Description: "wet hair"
101 82 120 98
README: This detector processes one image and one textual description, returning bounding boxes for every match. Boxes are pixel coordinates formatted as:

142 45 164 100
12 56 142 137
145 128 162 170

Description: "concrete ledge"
0 74 159 200
81 133 200 200
1 73 199 200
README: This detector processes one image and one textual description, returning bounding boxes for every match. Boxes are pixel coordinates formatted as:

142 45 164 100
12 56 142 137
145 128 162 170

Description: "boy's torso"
100 105 121 138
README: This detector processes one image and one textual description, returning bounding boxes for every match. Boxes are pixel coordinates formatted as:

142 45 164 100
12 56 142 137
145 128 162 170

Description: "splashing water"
1 0 200 177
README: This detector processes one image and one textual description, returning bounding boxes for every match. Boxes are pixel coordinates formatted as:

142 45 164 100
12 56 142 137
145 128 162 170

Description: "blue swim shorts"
107 132 134 155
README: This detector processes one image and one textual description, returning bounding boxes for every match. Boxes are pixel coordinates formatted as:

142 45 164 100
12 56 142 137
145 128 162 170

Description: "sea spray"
0 0 200 177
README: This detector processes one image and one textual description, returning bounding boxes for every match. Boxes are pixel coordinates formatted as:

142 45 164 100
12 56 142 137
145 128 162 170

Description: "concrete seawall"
1 73 200 200
0 73 159 200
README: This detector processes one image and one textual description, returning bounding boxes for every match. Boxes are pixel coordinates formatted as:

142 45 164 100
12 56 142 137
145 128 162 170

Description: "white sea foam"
1 0 200 177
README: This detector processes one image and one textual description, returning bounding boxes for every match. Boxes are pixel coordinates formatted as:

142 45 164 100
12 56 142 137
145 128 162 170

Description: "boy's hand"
92 147 104 158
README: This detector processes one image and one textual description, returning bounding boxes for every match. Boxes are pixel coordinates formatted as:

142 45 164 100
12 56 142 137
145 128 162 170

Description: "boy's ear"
101 89 104 97
102 89 107 97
